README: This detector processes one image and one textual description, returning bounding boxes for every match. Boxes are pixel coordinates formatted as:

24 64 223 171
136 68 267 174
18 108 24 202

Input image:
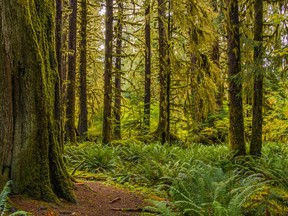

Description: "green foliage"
167 162 265 216
0 181 29 215
65 143 120 173
65 141 288 215
0 181 11 214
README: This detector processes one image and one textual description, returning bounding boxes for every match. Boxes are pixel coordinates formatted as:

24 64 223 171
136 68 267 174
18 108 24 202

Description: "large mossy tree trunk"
250 0 264 156
0 0 75 202
0 6 13 186
225 0 246 156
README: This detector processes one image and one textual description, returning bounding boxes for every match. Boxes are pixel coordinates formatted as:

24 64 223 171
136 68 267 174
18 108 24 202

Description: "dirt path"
9 181 150 216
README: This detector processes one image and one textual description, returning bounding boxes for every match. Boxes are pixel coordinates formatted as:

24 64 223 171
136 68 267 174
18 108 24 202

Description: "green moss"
4 0 75 203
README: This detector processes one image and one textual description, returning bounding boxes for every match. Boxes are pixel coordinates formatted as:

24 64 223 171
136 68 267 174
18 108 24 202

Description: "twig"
109 197 121 203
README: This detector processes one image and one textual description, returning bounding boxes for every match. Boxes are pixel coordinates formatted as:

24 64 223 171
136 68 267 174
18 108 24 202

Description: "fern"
0 181 29 216
0 180 11 214
168 162 266 216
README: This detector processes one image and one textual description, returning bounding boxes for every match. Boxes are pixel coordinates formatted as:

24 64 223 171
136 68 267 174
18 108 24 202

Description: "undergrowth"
64 141 288 215
0 181 29 215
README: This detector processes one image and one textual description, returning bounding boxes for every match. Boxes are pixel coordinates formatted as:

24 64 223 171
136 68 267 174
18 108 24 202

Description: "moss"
2 0 75 203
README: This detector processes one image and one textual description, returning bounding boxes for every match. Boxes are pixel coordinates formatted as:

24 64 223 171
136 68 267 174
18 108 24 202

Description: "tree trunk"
66 0 77 143
226 0 246 156
56 0 65 151
211 0 223 109
78 0 88 138
0 0 75 202
113 0 123 140
250 0 263 156
0 8 13 186
157 0 170 144
144 0 151 133
102 0 114 144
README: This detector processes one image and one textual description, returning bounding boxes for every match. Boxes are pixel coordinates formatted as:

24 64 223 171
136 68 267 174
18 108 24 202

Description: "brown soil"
9 181 152 216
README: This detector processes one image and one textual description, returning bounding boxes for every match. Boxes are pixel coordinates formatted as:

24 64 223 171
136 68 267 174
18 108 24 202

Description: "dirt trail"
9 181 149 216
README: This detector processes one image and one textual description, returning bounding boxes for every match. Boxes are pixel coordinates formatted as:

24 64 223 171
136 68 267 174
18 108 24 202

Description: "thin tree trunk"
250 0 263 156
66 0 77 143
158 0 170 144
211 0 223 109
78 0 88 138
102 0 114 144
0 0 75 202
144 0 151 133
226 0 246 156
56 0 64 151
113 0 123 140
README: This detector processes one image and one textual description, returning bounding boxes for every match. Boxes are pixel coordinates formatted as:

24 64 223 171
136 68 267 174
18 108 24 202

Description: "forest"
0 0 288 215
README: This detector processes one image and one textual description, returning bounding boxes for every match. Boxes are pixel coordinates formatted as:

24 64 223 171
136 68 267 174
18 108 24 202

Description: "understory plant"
0 181 29 215
65 141 288 215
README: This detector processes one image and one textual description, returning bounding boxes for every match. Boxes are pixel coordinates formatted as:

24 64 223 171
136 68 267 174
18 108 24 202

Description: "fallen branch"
111 208 142 212
109 197 121 203
111 207 159 213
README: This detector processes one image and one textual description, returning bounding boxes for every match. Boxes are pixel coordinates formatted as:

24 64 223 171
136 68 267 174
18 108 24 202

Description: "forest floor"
9 180 157 216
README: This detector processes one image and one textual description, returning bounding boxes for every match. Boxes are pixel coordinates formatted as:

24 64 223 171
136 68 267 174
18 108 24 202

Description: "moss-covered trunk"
225 0 246 156
0 6 13 186
157 0 170 144
102 0 113 144
0 0 75 202
66 0 77 143
250 0 264 156
78 0 88 138
144 0 151 133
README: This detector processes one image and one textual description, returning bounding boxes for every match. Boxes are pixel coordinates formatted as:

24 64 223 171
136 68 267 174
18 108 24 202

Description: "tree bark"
211 0 224 109
56 0 65 151
78 0 88 138
102 0 114 144
0 6 13 185
157 0 170 144
66 0 77 143
113 0 123 140
250 0 263 156
0 0 75 202
226 0 246 156
144 0 151 133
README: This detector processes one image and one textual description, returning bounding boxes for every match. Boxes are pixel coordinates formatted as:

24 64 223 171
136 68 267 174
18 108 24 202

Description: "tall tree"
250 0 264 156
113 0 123 140
78 0 88 137
56 0 65 151
157 0 170 144
66 0 77 143
143 0 151 133
226 0 246 155
102 0 114 144
0 0 75 201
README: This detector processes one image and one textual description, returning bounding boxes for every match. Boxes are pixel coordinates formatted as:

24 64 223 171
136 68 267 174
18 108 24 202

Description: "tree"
102 0 114 144
157 0 170 144
226 0 246 156
78 0 88 138
250 0 264 156
113 0 123 140
66 0 77 143
143 0 151 133
0 0 75 202
56 0 65 151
